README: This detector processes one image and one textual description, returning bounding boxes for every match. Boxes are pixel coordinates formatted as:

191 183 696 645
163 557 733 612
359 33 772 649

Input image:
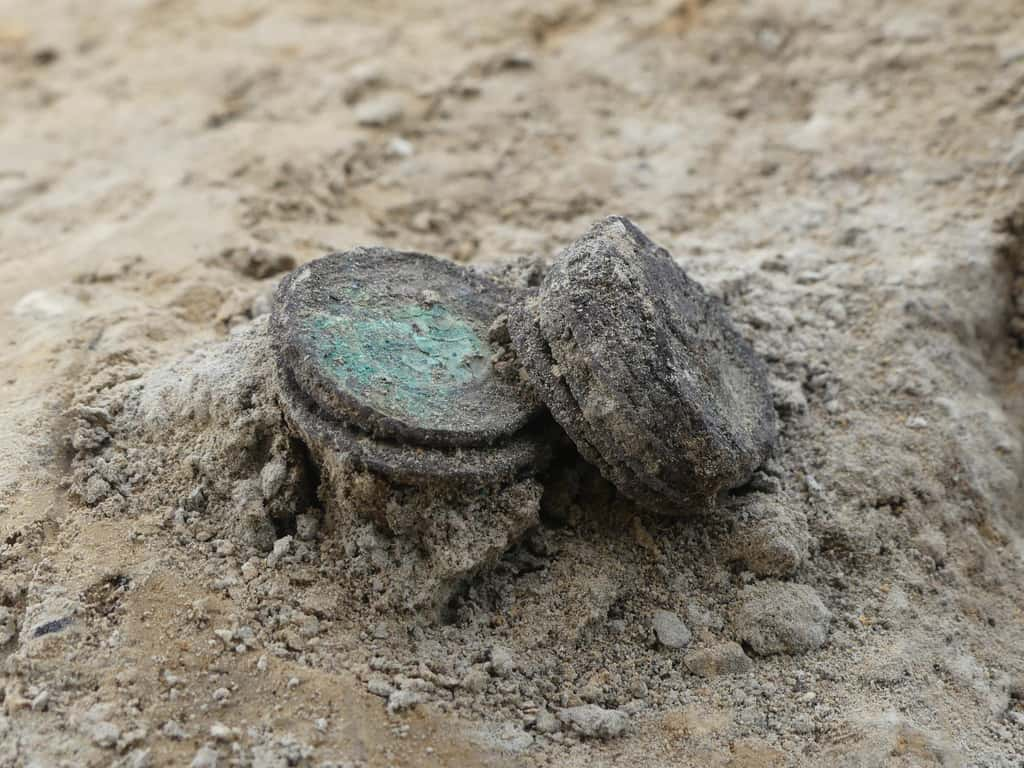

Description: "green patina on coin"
306 300 490 423
272 247 538 448
274 358 546 485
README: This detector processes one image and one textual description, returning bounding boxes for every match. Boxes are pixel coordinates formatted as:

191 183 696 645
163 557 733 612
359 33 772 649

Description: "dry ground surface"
2 0 1024 766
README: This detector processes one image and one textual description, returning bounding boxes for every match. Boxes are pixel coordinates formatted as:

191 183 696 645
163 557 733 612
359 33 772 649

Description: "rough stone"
473 722 534 753
728 496 811 577
366 678 394 698
387 690 425 714
490 645 516 677
220 247 295 280
294 513 319 541
354 94 404 127
684 642 753 677
557 705 630 739
91 721 121 749
190 745 219 768
652 610 692 649
733 581 832 656
0 607 15 646
162 721 187 741
461 665 490 694
535 710 560 734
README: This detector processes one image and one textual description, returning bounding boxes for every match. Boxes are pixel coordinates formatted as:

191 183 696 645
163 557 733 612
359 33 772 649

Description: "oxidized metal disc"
275 359 546 485
507 294 670 512
272 248 538 448
508 216 777 513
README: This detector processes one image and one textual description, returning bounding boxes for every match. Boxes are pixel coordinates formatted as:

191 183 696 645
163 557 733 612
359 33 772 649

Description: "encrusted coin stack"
271 247 548 614
508 216 776 513
271 219 777 612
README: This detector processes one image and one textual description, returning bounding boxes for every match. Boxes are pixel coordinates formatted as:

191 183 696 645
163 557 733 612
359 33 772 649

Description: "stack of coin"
508 216 777 514
271 247 548 613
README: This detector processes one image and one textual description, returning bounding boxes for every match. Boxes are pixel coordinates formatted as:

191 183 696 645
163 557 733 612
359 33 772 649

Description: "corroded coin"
275 358 546 485
272 248 538 448
509 216 776 512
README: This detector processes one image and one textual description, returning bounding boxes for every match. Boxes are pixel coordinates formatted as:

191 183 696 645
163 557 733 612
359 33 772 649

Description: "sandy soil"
2 1 1024 766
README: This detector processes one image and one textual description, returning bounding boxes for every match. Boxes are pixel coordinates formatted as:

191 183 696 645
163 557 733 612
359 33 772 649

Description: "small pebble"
30 690 50 712
367 678 394 698
461 665 490 693
386 136 415 158
260 457 288 500
190 745 219 768
535 710 560 734
733 581 832 656
684 642 754 678
120 749 153 768
295 514 319 541
652 610 691 649
213 628 234 645
355 94 404 127
91 721 121 748
557 705 629 739
267 536 292 567
209 723 233 742
162 720 187 740
490 646 516 678
387 690 425 714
